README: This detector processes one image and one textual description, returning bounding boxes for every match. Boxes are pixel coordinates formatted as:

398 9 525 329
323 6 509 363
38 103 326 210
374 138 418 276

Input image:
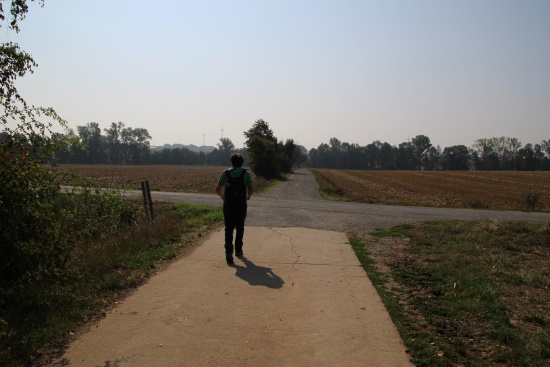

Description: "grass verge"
309 169 349 201
350 220 550 367
0 202 223 367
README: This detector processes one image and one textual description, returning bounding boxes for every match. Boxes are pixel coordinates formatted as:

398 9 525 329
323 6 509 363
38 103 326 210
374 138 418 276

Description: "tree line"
308 135 550 171
54 121 246 166
54 120 306 172
57 123 550 172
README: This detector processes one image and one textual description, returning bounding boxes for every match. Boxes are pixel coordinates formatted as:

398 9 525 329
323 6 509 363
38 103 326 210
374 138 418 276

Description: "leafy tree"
471 136 524 170
218 137 235 152
207 137 236 165
308 143 330 168
328 137 342 168
442 145 470 170
423 145 441 171
365 141 380 169
345 142 366 169
120 126 151 164
244 119 280 179
411 134 432 170
517 144 537 170
104 121 124 164
75 122 104 163
380 142 396 170
472 138 500 170
280 138 299 173
397 141 415 170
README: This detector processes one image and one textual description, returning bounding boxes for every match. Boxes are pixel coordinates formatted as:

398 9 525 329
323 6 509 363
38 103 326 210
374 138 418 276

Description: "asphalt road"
142 169 550 232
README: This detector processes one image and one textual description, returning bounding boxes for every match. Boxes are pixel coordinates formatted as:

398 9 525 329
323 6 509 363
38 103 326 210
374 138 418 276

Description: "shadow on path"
230 257 284 289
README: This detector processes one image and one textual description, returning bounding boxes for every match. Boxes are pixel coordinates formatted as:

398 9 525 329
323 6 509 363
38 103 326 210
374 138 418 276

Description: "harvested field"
313 169 550 211
60 164 226 193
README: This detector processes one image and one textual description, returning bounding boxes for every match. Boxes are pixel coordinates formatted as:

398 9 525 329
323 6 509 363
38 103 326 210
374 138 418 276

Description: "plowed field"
62 165 550 211
61 164 226 193
314 169 550 211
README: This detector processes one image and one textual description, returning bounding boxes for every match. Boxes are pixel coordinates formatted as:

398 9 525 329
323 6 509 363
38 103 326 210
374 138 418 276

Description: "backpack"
224 169 247 203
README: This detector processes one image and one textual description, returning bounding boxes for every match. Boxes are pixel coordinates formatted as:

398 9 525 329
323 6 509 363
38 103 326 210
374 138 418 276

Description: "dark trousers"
223 201 247 252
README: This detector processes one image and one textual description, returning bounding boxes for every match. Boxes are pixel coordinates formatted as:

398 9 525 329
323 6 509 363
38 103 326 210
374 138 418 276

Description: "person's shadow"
230 257 284 289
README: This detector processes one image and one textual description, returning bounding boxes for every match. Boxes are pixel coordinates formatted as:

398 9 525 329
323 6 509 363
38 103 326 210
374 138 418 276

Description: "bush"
524 191 543 211
0 127 144 365
467 198 488 209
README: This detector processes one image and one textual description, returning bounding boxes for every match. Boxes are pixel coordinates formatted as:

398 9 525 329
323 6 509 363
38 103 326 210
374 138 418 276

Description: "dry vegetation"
313 169 550 211
60 164 226 192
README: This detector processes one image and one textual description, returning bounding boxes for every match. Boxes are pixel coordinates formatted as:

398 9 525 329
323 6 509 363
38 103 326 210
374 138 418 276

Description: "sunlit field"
312 169 550 211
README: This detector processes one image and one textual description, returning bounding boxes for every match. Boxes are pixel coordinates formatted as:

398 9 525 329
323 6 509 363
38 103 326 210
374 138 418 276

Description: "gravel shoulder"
144 169 550 232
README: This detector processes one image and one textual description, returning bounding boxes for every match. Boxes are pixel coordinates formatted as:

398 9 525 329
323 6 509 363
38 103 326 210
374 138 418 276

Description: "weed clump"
524 191 543 211
467 198 488 209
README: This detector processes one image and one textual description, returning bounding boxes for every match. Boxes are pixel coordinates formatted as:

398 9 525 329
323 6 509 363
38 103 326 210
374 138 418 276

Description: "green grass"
350 220 550 367
0 202 223 367
173 202 224 225
370 225 413 238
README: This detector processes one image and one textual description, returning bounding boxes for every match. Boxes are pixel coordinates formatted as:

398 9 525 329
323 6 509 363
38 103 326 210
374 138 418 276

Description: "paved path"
55 228 412 367
56 169 550 366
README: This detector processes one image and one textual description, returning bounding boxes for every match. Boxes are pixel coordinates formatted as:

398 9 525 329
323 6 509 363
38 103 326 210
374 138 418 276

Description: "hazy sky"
7 0 550 150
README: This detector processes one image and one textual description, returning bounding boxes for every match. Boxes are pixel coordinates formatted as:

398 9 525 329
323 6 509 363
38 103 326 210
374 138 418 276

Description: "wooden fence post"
141 180 154 220
145 180 154 219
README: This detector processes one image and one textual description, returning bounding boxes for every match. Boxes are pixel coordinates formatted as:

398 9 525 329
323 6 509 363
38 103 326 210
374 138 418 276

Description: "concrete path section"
55 227 413 367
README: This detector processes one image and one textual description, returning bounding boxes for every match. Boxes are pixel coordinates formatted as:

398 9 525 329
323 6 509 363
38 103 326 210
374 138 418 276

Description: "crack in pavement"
267 227 305 273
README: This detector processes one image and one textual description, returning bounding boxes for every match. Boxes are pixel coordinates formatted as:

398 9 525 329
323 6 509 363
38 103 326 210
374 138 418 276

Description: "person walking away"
216 153 254 264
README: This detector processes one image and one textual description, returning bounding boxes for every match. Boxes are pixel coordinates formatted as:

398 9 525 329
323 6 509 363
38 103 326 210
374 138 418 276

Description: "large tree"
411 134 432 170
207 137 236 165
75 122 104 163
244 119 280 179
442 145 470 170
280 138 300 173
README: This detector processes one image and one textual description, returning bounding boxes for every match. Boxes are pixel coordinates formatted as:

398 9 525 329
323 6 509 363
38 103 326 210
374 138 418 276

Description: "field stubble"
314 169 550 211
61 165 225 193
